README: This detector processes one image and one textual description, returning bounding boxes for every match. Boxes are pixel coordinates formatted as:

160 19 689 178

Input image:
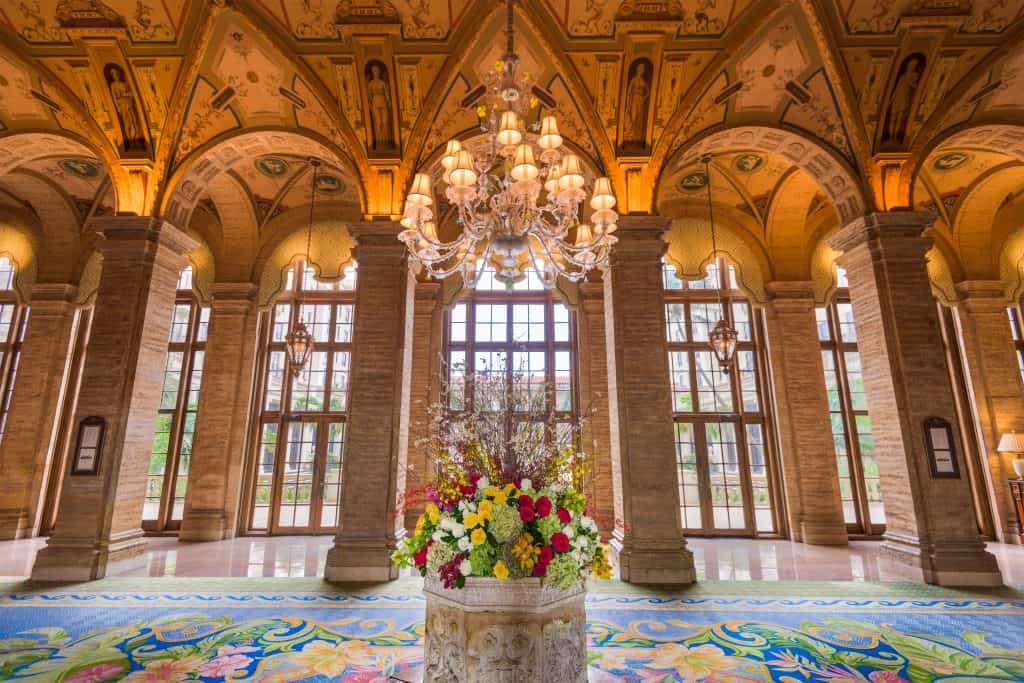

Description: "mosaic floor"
0 577 1021 682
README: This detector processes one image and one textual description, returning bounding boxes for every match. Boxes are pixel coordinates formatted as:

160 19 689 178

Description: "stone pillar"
827 211 1002 586
403 279 441 532
604 215 696 584
0 284 79 540
578 282 615 539
953 280 1024 543
31 218 196 581
763 282 848 545
325 221 412 581
180 283 260 542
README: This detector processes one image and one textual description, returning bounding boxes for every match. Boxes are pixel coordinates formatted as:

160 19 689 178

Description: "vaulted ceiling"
0 0 1022 284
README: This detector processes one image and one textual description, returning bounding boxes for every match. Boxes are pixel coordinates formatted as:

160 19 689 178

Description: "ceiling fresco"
0 0 1017 271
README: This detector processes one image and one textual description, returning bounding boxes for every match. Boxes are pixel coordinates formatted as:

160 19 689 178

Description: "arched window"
0 256 26 444
248 261 357 534
663 257 776 535
443 268 577 465
142 266 210 532
817 267 885 535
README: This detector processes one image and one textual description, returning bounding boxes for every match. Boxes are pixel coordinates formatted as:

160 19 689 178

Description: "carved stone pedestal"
422 576 587 683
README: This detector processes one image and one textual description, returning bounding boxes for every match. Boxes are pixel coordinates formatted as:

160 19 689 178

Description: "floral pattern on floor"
0 582 1021 681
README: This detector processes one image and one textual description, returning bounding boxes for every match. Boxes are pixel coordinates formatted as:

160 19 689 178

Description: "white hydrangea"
432 530 445 542
520 478 532 491
563 525 575 538
439 515 454 531
451 523 466 538
581 516 597 532
460 559 472 576
477 476 490 490
457 536 472 552
573 536 588 550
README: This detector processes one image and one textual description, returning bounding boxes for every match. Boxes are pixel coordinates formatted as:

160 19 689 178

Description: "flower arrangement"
392 360 613 588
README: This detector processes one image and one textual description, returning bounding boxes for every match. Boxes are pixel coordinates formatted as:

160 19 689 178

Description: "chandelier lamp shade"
398 0 618 289
285 158 320 377
701 153 739 372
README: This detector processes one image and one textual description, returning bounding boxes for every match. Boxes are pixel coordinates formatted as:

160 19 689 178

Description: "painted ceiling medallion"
256 157 289 177
678 171 709 191
734 154 764 173
58 158 99 177
932 151 972 171
314 174 344 194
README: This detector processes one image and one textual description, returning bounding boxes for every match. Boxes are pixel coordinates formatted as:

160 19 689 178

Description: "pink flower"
535 496 552 517
556 507 571 524
519 505 535 522
551 532 570 552
869 672 910 683
198 653 253 678
65 662 126 683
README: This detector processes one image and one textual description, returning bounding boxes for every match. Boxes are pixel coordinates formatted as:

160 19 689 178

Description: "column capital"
616 214 672 240
348 220 406 263
209 282 258 314
90 217 199 258
955 280 1011 313
765 281 817 312
28 283 78 308
827 210 935 254
413 279 441 308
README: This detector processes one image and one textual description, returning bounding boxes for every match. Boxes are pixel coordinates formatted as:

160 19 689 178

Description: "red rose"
460 484 475 496
413 546 428 566
556 507 571 524
551 532 570 553
535 496 552 518
532 562 548 577
469 472 481 486
518 494 534 508
538 545 553 565
519 505 535 522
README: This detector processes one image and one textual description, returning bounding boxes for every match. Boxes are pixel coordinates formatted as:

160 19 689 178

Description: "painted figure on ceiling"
366 61 395 152
881 53 925 147
104 64 146 152
623 58 653 151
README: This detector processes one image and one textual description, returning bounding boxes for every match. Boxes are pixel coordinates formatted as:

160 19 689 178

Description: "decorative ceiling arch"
661 126 867 226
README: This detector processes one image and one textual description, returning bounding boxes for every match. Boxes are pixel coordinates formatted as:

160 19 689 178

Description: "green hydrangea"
488 503 523 544
469 542 498 576
536 514 562 544
546 553 579 589
426 541 455 573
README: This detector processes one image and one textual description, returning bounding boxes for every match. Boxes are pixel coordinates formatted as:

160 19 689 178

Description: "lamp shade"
407 173 433 206
544 163 562 194
450 150 478 187
510 144 539 181
997 432 1024 453
496 110 522 147
559 153 585 190
590 177 616 210
537 115 563 150
574 222 593 245
441 139 462 169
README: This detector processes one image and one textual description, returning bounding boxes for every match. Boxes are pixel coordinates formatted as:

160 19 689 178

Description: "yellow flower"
493 560 509 579
503 483 517 497
484 485 499 498
491 490 508 505
511 532 540 570
414 514 425 538
464 511 480 529
471 528 487 545
425 503 440 524
477 499 493 520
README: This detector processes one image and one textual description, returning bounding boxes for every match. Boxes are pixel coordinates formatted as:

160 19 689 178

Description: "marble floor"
2 535 1023 583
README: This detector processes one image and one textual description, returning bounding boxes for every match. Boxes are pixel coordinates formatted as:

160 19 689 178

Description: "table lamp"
997 431 1024 479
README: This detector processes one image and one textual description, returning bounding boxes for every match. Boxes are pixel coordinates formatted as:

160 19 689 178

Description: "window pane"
662 260 684 290
674 422 701 530
0 257 15 290
334 304 354 343
272 304 291 342
836 267 849 288
695 351 732 412
449 350 466 410
291 351 328 411
732 302 752 342
474 303 507 342
665 303 687 342
299 304 332 343
690 303 723 342
737 350 759 412
707 422 744 530
168 304 191 343
329 351 351 411
843 351 867 410
553 303 570 342
450 303 467 343
512 351 546 411
197 307 211 342
554 351 572 411
0 305 14 342
160 352 184 409
837 303 857 342
746 424 773 533
512 304 545 342
816 307 831 341
668 351 692 412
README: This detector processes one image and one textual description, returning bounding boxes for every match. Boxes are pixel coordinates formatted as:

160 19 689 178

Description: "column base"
611 531 696 584
0 508 34 541
30 529 147 582
800 519 849 546
324 534 402 583
179 509 234 542
881 531 1003 587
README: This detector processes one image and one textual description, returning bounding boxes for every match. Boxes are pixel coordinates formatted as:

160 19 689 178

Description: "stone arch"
660 126 868 227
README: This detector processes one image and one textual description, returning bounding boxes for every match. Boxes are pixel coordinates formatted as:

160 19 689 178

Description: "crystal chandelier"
701 154 738 372
398 0 618 289
285 158 319 377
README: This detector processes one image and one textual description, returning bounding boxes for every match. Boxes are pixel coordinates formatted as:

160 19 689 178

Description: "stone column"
604 215 696 584
827 211 1002 586
0 284 79 540
763 281 848 545
31 218 196 581
180 283 260 542
403 279 441 532
325 221 412 581
953 280 1024 543
578 282 615 538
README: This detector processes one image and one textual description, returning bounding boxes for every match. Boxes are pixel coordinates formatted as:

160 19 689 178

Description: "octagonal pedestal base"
422 575 587 683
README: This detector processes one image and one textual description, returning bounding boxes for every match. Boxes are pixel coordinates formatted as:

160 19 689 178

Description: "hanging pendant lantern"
286 158 321 376
709 318 739 372
702 153 739 374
